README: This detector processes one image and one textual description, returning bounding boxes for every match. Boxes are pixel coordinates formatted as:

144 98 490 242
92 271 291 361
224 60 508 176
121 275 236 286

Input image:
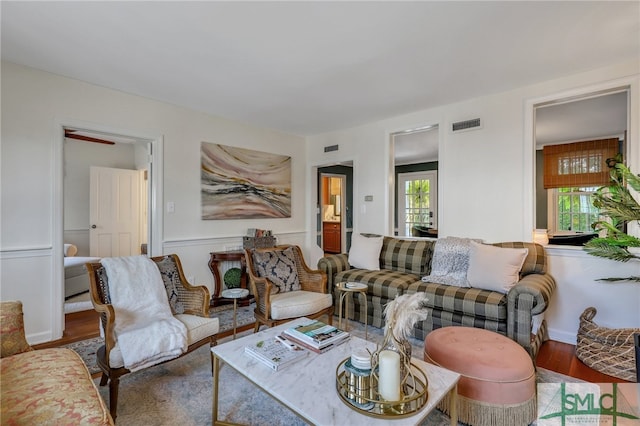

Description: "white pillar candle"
378 350 400 401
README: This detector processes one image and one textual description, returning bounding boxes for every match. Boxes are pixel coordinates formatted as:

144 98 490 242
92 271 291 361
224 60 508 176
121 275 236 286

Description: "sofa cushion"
269 291 333 320
494 242 546 276
336 269 417 301
1 348 113 425
380 237 434 276
407 281 507 322
109 314 218 369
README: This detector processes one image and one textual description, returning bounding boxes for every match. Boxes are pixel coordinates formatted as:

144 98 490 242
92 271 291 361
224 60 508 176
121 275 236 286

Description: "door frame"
52 120 164 338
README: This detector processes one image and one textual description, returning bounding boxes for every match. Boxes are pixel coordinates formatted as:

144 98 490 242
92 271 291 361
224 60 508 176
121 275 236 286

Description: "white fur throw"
421 237 480 287
101 256 188 372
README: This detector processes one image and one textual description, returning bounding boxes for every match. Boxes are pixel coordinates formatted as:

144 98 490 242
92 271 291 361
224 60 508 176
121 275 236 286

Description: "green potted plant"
583 158 640 282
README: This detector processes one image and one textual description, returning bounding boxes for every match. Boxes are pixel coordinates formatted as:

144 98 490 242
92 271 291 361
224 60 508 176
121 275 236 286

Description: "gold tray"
335 358 429 418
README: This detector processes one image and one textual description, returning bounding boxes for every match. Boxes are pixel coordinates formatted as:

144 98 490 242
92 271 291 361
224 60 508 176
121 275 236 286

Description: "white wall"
306 59 640 343
1 61 306 343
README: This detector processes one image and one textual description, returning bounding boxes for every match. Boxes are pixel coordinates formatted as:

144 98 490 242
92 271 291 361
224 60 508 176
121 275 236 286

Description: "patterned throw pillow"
0 301 33 358
154 256 185 314
252 247 301 294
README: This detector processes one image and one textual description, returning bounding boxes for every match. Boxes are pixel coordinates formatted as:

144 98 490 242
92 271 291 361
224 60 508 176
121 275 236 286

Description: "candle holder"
335 357 429 418
370 319 413 396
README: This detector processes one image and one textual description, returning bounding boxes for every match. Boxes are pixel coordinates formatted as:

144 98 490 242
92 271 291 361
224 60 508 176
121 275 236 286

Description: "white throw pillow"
467 241 528 293
348 234 383 270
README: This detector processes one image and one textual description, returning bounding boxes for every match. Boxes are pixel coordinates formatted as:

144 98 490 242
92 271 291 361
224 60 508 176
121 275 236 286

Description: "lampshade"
533 229 549 245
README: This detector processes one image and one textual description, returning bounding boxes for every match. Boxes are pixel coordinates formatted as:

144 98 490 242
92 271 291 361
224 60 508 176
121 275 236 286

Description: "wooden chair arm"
176 284 210 317
86 266 117 362
292 246 328 294
245 249 274 319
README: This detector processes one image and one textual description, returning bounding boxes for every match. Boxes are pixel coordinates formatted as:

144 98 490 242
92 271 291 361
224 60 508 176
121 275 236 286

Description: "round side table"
221 288 250 339
336 282 368 339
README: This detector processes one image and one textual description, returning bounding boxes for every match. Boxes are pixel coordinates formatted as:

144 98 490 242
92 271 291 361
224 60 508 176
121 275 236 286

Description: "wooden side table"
208 250 252 307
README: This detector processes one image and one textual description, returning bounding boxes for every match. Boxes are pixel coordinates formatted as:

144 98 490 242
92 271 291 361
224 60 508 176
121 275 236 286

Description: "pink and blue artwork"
201 142 291 219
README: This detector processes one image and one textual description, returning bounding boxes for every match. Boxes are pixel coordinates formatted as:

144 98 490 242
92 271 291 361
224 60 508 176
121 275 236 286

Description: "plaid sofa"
317 236 556 358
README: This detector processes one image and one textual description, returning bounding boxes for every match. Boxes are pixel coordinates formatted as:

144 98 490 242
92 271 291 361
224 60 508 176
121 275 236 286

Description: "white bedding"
64 256 101 299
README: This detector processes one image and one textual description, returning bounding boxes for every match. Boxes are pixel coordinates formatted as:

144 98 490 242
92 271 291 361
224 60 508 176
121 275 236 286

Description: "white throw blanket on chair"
101 256 188 372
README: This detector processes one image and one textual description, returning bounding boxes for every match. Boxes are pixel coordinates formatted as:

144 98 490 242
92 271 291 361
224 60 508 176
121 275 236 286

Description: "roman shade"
543 138 619 189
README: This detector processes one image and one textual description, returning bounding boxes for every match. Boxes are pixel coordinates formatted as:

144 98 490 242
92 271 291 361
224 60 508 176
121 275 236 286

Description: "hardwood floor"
32 310 101 349
535 339 630 383
35 310 634 384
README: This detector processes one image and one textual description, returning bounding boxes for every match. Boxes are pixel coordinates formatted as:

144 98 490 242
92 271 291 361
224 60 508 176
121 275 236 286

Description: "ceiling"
2 2 638 139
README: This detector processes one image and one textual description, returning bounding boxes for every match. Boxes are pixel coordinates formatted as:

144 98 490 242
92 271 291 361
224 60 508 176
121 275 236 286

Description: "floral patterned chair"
0 300 114 425
245 245 334 331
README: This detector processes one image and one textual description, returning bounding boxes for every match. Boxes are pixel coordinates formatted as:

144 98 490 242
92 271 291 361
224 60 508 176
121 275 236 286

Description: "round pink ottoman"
424 327 536 426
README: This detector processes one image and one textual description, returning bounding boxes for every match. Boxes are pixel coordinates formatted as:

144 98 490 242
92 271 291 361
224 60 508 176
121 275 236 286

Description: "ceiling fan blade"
64 131 115 145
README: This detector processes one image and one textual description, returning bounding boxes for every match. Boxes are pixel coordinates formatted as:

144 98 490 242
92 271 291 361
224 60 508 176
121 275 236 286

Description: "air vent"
451 118 482 133
324 144 339 153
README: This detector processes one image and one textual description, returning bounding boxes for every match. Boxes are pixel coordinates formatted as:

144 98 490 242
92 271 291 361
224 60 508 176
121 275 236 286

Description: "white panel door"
90 166 141 257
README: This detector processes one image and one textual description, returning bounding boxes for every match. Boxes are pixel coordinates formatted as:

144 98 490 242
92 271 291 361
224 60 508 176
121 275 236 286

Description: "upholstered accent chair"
245 245 334 332
87 254 219 421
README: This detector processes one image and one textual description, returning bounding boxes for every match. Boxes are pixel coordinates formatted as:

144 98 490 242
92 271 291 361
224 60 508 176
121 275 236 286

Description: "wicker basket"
576 307 639 382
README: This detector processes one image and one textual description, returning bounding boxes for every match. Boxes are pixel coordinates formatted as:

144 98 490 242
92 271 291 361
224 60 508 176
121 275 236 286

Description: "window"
397 171 437 237
543 138 619 234
551 186 600 233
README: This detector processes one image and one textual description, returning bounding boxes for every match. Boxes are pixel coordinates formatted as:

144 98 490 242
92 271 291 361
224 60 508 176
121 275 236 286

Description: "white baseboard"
548 327 577 345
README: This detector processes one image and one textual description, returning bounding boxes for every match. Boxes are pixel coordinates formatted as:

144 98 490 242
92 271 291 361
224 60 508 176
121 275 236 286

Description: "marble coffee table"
211 317 460 426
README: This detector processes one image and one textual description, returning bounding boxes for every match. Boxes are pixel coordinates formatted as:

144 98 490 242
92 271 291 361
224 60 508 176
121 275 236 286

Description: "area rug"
63 302 257 376
90 319 583 426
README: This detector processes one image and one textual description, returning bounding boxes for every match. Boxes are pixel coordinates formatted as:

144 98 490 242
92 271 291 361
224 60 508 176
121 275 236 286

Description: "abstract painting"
201 142 291 219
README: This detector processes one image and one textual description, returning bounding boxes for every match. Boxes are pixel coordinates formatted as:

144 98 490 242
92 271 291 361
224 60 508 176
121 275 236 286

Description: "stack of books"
244 338 308 371
283 319 350 353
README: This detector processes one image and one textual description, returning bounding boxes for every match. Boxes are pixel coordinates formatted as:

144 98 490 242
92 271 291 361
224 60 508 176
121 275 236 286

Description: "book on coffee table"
283 319 349 350
244 338 308 371
279 332 348 354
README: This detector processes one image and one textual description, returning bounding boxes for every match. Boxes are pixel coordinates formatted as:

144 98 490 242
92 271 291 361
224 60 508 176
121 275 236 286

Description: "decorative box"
243 236 276 249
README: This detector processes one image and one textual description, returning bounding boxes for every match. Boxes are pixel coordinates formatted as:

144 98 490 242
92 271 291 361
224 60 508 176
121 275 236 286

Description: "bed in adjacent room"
64 244 100 299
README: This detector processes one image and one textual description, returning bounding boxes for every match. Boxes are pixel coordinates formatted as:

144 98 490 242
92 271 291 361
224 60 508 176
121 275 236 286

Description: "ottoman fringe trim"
437 393 536 426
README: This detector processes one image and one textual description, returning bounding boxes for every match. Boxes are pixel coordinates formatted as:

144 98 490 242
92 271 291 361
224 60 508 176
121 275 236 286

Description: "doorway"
61 127 155 320
320 174 345 254
316 164 353 254
390 125 439 237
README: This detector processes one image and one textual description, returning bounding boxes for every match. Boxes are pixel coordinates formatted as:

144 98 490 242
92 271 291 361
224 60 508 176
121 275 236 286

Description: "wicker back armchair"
87 254 219 421
245 245 333 332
